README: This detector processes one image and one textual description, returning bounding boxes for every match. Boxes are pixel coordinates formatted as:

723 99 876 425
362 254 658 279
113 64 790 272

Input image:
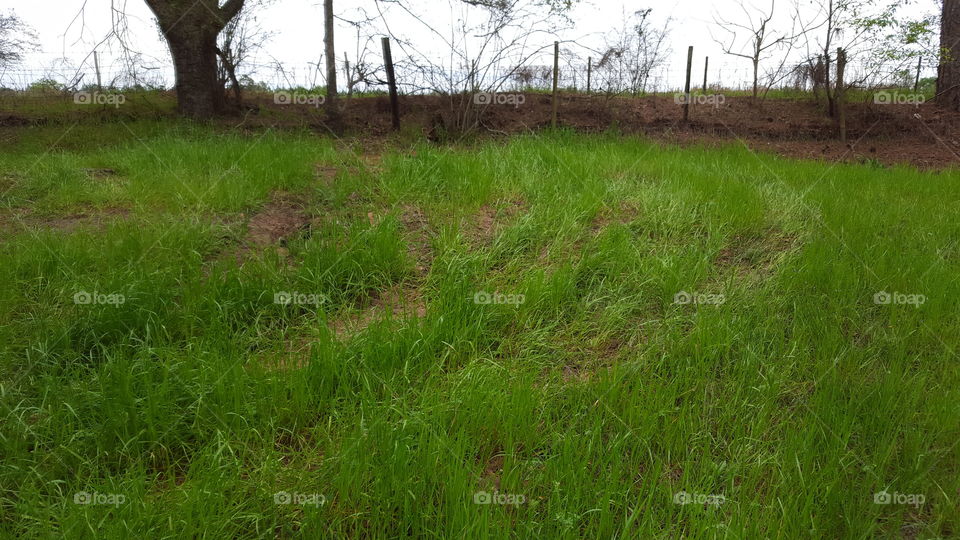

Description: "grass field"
1 122 959 538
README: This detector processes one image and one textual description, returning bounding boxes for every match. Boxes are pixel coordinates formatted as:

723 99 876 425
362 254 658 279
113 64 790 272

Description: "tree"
713 0 794 100
143 0 245 118
0 10 38 77
373 0 578 133
794 0 903 115
595 9 672 96
324 0 340 129
938 0 960 110
865 6 937 91
216 1 273 108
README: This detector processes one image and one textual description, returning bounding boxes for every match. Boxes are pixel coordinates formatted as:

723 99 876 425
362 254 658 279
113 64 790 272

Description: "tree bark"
323 0 340 130
938 0 960 110
144 0 244 118
168 24 221 117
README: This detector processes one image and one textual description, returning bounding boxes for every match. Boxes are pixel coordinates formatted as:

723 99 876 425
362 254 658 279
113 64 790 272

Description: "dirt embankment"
230 92 959 169
4 91 960 168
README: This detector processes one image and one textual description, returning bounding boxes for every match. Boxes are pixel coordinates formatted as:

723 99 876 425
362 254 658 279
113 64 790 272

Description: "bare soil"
0 205 131 235
330 284 427 339
4 92 957 168
240 93 960 169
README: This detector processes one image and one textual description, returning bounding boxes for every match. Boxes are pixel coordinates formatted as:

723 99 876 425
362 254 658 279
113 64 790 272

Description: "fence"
3 42 932 98
0 46 933 123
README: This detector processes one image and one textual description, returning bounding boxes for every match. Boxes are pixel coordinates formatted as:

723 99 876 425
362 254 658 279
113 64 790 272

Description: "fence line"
1 49 934 96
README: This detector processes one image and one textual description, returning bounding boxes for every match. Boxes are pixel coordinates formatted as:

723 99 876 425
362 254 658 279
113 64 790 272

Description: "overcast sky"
6 0 940 91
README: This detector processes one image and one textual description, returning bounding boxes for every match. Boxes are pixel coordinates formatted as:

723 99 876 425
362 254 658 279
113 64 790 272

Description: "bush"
26 78 65 94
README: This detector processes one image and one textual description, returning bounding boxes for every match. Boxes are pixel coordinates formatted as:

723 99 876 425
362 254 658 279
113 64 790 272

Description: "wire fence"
1 46 933 100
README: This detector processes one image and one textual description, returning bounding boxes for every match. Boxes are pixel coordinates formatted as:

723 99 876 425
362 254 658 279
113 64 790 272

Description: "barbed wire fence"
0 44 933 112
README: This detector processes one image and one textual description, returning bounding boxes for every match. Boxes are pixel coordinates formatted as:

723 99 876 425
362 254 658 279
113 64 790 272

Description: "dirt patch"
714 228 800 277
10 92 960 169
82 168 119 179
466 198 529 246
560 335 626 383
0 205 131 234
398 204 434 275
329 284 427 339
0 172 20 190
360 153 384 171
474 205 497 241
663 463 684 483
589 201 640 234
314 164 340 186
480 453 505 490
231 93 960 169
201 191 314 268
0 114 32 127
244 192 310 247
562 364 592 383
44 209 130 231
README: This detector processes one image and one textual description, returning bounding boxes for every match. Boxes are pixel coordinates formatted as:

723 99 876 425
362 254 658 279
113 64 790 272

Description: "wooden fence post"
94 51 102 92
703 56 709 93
552 41 559 128
343 52 352 97
587 57 592 93
914 56 922 92
381 37 400 131
683 46 693 122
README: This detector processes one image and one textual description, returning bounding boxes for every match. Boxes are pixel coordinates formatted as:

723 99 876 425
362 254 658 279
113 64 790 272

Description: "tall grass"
1 125 958 538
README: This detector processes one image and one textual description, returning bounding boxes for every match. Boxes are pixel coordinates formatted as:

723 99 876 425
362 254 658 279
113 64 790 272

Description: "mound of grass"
1 126 958 538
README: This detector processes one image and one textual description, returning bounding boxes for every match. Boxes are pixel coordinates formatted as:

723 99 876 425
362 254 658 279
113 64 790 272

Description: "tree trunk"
168 24 222 117
836 48 846 143
824 51 834 117
323 0 340 130
937 0 960 110
143 0 244 118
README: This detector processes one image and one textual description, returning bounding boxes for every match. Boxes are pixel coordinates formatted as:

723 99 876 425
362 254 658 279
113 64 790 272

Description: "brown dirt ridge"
238 93 960 169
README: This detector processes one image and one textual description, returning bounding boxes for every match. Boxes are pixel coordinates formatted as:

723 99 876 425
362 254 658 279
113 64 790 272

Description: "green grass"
1 123 959 538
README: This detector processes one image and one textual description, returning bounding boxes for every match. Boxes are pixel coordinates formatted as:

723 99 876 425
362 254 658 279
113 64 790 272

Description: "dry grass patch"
589 201 641 235
217 191 314 264
329 284 427 339
243 191 311 248
465 198 528 247
1 205 132 234
714 227 801 278
398 204 434 275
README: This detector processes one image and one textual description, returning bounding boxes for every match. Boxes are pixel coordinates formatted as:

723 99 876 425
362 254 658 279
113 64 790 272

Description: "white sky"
4 0 940 91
